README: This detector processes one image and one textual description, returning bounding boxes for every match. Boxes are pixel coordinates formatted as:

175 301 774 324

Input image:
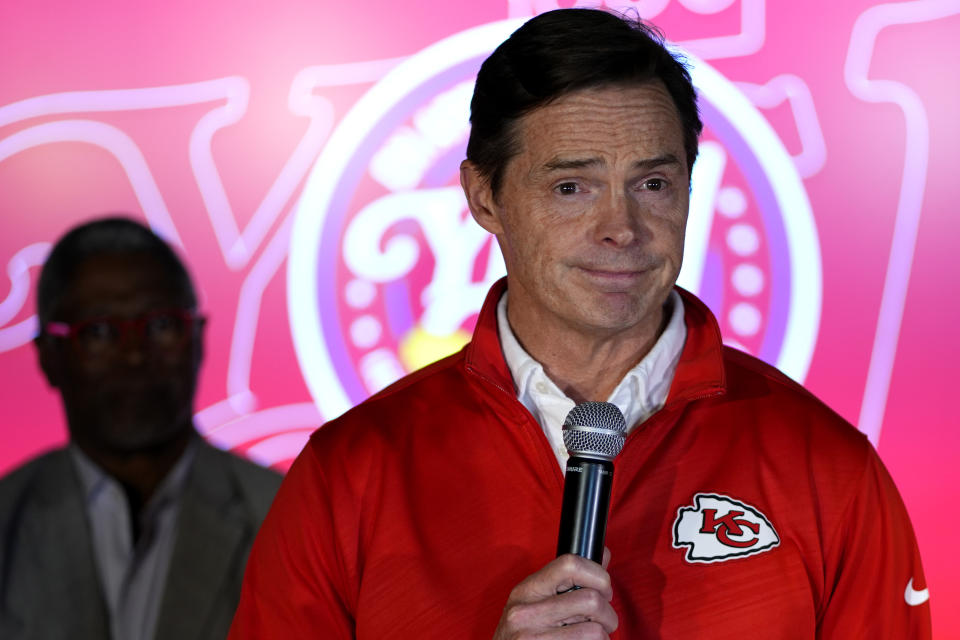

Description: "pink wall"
1 0 956 634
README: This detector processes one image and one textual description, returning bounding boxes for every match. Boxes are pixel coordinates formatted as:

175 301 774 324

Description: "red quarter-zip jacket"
229 280 930 639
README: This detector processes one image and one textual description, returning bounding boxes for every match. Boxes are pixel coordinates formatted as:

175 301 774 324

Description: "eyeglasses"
44 309 201 357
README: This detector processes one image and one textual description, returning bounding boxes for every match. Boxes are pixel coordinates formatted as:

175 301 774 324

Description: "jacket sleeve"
228 439 356 638
817 446 931 638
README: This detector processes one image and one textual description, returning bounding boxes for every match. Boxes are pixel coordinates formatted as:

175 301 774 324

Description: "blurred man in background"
0 217 281 640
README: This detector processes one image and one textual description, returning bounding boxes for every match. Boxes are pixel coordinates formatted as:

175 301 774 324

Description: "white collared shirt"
497 290 687 468
70 441 196 640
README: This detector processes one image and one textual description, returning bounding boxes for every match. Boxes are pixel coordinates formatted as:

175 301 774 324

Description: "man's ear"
460 160 505 235
33 335 62 389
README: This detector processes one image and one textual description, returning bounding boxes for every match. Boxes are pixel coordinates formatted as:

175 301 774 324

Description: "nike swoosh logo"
904 578 929 606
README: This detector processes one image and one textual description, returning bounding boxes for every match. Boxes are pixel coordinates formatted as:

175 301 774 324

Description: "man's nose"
593 190 647 247
117 323 147 366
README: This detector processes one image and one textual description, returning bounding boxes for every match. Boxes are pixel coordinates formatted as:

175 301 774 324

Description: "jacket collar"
16 450 112 637
668 287 726 406
463 278 726 407
463 278 514 394
154 439 249 640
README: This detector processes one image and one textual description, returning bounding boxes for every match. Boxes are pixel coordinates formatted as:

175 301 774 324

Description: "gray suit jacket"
0 439 282 640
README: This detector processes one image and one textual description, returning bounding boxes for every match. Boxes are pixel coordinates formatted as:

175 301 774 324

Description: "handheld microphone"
556 401 626 564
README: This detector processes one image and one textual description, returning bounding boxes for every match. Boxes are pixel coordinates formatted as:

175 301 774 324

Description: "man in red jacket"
230 8 931 638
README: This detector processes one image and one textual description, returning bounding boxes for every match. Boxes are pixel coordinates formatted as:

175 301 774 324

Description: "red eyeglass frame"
43 308 202 350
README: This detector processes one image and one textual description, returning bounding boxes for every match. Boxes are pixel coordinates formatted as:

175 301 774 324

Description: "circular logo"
288 19 821 420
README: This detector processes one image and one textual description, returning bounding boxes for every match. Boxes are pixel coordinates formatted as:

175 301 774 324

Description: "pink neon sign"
0 1 956 633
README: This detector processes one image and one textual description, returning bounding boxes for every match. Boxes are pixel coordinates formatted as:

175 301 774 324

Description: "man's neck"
75 428 193 508
507 301 670 404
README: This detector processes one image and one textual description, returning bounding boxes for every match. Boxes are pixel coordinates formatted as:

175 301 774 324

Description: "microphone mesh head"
562 401 627 460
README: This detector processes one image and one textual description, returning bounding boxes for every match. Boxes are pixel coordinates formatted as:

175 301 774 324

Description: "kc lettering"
700 509 761 548
673 493 780 563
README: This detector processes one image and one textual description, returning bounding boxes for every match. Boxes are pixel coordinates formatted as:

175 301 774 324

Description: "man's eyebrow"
541 156 605 172
539 153 684 173
633 154 683 171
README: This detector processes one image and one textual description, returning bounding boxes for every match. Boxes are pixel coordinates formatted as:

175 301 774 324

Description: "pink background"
1 0 956 634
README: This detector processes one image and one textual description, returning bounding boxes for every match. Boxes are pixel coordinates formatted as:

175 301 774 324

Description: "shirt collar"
497 289 687 433
69 437 197 515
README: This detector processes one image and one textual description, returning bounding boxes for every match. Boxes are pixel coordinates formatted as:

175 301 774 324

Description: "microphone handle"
556 455 614 564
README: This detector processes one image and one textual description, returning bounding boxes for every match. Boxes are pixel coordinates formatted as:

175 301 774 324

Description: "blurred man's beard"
66 380 195 454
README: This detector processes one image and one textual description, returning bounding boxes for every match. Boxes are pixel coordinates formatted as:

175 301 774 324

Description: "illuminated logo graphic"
288 19 821 420
673 493 780 563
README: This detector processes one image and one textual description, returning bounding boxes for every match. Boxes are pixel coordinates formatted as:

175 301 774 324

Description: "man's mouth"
577 266 651 288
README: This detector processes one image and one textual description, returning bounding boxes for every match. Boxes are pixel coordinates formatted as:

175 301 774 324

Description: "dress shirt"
497 290 687 468
70 440 196 640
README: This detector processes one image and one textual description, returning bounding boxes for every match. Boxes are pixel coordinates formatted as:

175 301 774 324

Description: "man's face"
465 82 690 342
36 252 203 454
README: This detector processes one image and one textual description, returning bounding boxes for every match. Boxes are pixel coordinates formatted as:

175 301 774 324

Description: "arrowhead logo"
673 493 780 563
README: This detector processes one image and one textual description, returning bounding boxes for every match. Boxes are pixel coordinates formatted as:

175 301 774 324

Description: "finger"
552 621 611 639
555 588 619 633
502 620 610 640
601 547 611 570
540 554 612 602
505 587 618 635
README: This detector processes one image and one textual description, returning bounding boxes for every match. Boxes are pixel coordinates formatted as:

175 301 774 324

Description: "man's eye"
145 313 188 344
555 182 580 195
78 321 115 342
146 314 178 333
641 178 666 192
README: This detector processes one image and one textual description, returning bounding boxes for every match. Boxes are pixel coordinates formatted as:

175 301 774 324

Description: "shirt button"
536 382 548 393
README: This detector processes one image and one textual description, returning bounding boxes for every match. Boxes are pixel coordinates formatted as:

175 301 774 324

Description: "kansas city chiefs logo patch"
673 493 780 563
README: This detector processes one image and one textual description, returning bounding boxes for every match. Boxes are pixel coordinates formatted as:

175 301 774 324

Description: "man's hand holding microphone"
493 402 626 639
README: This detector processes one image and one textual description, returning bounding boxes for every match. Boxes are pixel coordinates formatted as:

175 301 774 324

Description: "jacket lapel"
16 450 111 638
152 443 250 640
